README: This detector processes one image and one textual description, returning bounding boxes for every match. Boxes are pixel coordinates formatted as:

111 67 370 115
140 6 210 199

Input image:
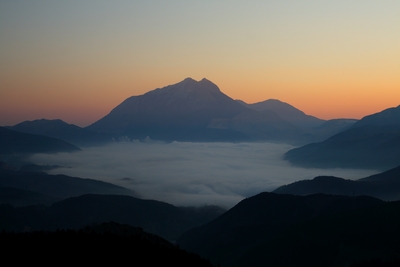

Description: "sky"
1 1 399 127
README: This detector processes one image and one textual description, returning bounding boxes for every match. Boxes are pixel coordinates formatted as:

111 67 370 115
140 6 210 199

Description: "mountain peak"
178 77 217 88
154 77 221 96
182 77 196 83
199 77 211 83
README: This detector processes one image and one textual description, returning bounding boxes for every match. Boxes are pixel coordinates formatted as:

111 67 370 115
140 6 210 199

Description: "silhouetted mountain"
177 192 382 266
0 126 80 156
284 105 400 170
0 168 135 200
87 78 306 143
8 119 112 147
274 165 400 201
240 99 324 128
0 194 225 241
0 222 214 267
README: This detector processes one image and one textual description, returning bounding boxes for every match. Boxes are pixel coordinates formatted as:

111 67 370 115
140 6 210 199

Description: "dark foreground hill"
237 199 400 267
284 105 400 170
0 222 214 267
8 119 112 147
178 192 388 267
274 165 400 201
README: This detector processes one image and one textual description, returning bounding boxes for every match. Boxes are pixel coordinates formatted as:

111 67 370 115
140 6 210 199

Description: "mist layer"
29 142 377 208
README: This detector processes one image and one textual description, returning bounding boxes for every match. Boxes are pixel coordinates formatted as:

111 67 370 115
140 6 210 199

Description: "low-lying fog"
30 142 378 208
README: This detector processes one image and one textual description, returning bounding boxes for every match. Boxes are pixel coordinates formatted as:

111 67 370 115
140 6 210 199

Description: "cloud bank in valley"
29 142 378 208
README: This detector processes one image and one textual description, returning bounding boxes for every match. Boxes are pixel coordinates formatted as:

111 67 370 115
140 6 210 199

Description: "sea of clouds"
29 141 378 208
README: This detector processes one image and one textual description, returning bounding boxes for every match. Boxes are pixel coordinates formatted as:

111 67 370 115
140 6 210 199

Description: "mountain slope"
284 105 400 170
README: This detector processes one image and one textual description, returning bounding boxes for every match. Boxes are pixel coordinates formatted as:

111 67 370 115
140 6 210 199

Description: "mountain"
87 78 304 143
240 99 324 128
177 192 384 267
0 126 80 157
274 165 400 201
8 119 111 147
284 105 400 170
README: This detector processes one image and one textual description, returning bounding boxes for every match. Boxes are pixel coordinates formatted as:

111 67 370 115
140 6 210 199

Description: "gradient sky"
1 1 399 127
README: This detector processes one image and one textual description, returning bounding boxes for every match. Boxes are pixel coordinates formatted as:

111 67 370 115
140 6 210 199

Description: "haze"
29 142 377 208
